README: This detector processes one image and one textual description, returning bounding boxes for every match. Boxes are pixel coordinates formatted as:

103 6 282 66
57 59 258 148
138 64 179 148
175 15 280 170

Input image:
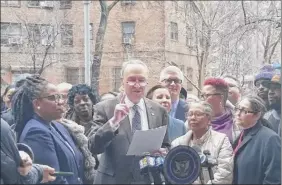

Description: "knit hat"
270 73 281 85
254 65 275 85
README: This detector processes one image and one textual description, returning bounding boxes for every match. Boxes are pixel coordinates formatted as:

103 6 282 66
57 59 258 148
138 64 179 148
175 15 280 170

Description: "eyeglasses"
201 93 222 99
39 94 63 103
186 112 207 118
234 107 257 114
255 80 269 88
126 81 148 87
162 78 182 85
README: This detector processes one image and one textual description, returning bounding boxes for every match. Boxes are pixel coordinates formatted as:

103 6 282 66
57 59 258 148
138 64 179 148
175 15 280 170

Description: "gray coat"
88 96 169 184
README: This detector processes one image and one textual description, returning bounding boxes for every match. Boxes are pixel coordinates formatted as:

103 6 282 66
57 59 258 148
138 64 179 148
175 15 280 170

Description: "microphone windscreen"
191 145 202 153
192 145 206 164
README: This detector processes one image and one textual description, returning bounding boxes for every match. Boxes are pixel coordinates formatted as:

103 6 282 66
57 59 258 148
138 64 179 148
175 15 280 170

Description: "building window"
27 1 54 8
186 25 192 46
173 1 178 12
121 21 135 44
170 22 178 41
89 23 93 40
66 67 79 85
27 0 40 7
60 0 72 9
112 67 121 91
1 0 20 7
80 68 85 83
179 65 184 72
121 0 136 6
1 22 22 46
27 24 54 46
186 67 193 91
61 24 73 46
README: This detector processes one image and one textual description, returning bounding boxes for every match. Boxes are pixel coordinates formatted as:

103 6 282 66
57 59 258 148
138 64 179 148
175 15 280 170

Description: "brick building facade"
1 1 198 95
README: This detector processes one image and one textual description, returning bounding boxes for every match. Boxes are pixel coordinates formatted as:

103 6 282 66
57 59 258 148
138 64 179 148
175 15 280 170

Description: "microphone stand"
199 167 205 185
203 150 215 185
207 166 214 185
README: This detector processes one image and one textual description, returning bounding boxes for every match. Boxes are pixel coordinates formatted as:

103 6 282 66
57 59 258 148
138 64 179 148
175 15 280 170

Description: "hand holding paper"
126 126 167 156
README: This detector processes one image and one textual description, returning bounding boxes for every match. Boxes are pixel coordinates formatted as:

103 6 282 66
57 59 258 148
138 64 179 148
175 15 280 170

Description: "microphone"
154 154 166 185
191 145 207 164
139 152 155 185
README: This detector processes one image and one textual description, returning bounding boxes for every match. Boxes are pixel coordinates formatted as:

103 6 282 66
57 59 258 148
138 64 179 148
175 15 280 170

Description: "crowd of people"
0 60 281 184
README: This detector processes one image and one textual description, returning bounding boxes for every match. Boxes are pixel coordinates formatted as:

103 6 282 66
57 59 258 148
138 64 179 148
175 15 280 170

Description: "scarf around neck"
211 107 234 142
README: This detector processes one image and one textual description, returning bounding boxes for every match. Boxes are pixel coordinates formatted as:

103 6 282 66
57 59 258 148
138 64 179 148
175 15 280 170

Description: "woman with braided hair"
12 75 87 184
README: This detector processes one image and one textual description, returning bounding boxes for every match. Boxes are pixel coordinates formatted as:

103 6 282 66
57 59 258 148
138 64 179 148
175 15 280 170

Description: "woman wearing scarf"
64 84 100 183
201 78 241 143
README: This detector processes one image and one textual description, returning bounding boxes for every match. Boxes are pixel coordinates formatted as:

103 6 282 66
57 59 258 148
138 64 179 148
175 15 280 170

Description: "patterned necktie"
132 104 141 134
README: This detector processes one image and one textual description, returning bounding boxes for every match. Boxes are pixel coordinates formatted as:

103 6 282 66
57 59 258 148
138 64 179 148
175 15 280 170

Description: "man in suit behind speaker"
88 60 169 184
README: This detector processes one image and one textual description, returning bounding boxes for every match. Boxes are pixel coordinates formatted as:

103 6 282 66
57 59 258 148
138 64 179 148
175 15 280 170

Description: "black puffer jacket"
1 118 43 184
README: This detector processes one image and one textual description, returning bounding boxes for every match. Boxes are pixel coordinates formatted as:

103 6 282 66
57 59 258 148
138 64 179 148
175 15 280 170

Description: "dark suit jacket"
175 99 188 122
232 121 281 184
19 115 84 184
1 118 43 184
88 96 169 184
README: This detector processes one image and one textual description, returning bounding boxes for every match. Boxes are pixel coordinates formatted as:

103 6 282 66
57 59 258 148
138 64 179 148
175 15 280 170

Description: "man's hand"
18 151 33 176
151 148 168 156
110 93 130 125
39 165 56 183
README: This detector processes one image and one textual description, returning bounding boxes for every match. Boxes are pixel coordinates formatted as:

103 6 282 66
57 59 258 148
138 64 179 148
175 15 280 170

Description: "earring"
37 106 40 110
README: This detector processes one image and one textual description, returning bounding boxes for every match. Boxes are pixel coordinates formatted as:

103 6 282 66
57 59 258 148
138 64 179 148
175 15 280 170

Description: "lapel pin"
151 113 155 116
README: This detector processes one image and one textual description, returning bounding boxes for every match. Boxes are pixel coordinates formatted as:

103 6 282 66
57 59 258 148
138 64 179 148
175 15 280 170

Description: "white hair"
120 59 149 78
159 66 184 82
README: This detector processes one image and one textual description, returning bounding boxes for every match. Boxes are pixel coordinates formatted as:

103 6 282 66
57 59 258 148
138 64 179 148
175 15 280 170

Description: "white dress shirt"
125 97 149 131
110 97 149 131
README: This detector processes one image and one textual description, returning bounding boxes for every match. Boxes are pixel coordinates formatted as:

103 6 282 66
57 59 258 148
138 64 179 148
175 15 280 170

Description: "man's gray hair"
120 59 149 78
159 66 184 82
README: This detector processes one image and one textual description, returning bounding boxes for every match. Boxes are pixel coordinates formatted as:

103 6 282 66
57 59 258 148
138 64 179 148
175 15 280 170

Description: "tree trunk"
91 0 119 100
91 1 109 100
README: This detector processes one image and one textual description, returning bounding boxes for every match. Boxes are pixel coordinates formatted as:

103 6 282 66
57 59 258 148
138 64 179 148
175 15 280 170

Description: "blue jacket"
19 115 84 184
168 116 186 143
233 121 281 184
174 99 188 122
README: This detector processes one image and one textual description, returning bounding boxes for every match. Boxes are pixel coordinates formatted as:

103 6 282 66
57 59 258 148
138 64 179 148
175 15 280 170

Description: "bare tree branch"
241 0 248 24
108 0 120 11
268 30 281 64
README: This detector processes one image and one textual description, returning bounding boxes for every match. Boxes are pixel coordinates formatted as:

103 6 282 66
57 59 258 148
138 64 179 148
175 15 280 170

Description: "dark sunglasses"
39 94 63 103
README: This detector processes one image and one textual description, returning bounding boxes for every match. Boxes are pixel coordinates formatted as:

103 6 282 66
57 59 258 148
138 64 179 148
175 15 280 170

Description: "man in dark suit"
159 66 188 122
88 60 169 184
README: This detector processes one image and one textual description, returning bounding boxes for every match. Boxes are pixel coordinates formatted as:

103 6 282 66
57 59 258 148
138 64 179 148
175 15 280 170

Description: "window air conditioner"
40 1 54 8
123 37 132 45
8 37 22 45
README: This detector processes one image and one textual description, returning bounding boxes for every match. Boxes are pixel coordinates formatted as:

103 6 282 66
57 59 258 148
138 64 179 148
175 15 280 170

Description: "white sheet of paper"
126 125 167 156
